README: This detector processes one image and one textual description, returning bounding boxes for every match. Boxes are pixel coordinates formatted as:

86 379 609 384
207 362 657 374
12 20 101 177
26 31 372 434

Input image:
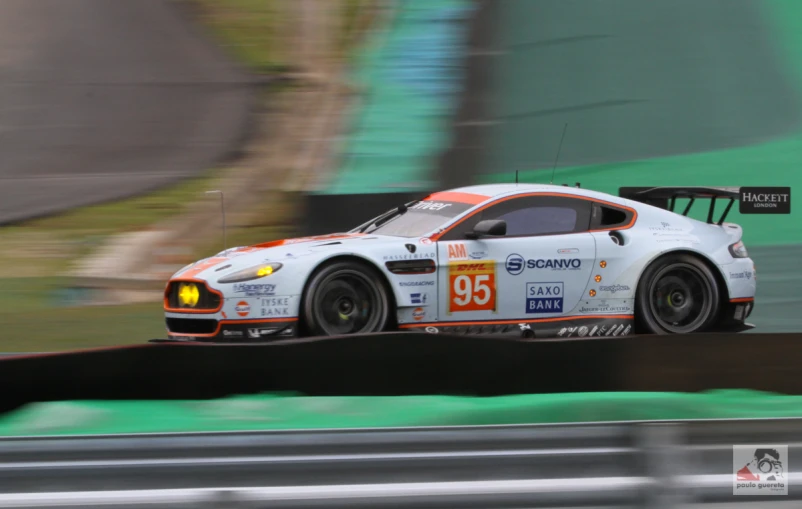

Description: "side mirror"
465 219 506 239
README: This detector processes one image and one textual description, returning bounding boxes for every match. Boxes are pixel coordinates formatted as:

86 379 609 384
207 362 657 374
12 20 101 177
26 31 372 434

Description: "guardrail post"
636 422 695 508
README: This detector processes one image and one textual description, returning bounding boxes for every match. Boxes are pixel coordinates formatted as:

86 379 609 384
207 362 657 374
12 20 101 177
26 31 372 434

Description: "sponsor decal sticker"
447 243 467 259
505 253 581 275
733 445 788 495
649 222 684 232
578 326 588 337
598 284 631 294
412 307 425 321
405 243 417 253
261 297 289 306
425 326 439 334
383 253 435 261
260 297 290 317
399 280 435 287
525 282 564 314
411 201 452 212
223 330 243 337
730 271 754 280
235 301 250 317
505 254 525 275
233 283 276 297
578 301 633 314
469 250 487 259
410 292 428 305
448 261 497 313
739 187 791 214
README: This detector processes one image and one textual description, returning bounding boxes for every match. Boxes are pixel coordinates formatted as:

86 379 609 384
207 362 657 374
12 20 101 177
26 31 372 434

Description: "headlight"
729 240 748 258
217 263 283 283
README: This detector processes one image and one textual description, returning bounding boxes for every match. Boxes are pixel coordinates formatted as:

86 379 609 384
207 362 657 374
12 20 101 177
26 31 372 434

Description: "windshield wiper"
358 202 416 233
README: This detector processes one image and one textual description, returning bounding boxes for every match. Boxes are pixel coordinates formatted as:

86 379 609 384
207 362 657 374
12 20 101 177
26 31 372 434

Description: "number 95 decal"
448 261 497 313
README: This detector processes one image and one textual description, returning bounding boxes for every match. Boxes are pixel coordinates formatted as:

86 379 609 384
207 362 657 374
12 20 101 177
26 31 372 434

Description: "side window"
589 202 633 230
440 195 592 240
495 206 577 236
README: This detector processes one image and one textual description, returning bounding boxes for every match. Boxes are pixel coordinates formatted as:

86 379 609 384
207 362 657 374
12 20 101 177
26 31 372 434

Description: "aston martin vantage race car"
162 183 773 341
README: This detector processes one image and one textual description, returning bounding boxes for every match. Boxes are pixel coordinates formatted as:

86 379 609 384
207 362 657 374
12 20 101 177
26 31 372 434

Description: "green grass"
0 299 165 352
0 169 224 280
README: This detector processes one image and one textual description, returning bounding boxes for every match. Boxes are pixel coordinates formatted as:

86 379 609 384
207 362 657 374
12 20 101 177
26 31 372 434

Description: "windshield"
356 200 476 237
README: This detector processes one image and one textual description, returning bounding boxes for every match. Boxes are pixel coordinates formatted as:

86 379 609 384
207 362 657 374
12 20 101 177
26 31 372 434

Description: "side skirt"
401 315 635 339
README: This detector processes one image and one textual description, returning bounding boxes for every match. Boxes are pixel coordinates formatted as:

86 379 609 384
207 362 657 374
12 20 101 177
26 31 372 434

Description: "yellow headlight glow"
178 282 200 307
256 266 273 277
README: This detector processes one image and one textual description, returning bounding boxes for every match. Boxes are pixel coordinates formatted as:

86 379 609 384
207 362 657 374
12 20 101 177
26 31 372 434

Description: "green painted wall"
481 0 802 247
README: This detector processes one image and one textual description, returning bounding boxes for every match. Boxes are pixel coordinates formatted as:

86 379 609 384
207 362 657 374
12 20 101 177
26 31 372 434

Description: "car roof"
438 183 623 204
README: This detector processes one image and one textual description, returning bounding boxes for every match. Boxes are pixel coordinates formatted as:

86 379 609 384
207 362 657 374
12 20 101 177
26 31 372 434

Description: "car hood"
170 233 413 282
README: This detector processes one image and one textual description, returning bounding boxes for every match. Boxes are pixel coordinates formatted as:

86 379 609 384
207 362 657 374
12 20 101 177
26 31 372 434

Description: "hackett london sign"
739 187 791 214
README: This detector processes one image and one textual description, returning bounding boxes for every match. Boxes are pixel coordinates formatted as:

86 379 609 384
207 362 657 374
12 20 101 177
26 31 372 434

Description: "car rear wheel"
635 253 721 334
301 260 391 336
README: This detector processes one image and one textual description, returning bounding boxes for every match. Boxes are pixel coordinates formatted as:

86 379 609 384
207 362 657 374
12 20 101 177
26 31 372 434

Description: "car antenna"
515 170 519 185
205 190 226 252
549 123 568 185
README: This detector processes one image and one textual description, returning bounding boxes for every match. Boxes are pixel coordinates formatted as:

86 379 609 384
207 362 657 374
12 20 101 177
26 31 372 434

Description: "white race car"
162 183 765 341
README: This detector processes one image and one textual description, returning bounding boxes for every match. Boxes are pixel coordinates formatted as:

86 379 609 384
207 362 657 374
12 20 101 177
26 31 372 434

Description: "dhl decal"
448 260 497 314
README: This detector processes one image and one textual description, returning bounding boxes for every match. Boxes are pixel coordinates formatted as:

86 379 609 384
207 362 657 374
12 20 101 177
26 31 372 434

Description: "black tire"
635 253 721 334
301 259 391 336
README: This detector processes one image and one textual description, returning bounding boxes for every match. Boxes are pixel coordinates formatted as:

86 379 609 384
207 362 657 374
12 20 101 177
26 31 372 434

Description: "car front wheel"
635 253 721 334
301 260 391 336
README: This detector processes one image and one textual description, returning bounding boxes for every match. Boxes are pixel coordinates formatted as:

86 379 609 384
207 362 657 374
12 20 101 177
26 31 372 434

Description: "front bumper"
163 316 299 342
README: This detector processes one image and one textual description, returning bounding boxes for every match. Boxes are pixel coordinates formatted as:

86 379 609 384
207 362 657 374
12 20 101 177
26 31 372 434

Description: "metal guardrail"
1 419 801 507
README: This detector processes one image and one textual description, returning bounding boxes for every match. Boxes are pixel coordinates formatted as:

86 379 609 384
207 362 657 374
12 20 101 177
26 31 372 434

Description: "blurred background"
1 0 800 351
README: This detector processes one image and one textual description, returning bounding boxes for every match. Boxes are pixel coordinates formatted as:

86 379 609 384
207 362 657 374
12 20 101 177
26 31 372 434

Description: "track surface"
0 0 256 224
483 0 801 173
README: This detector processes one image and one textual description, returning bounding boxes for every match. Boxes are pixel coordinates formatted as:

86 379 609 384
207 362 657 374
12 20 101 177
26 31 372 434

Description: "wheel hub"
337 297 355 320
649 265 712 333
312 270 384 335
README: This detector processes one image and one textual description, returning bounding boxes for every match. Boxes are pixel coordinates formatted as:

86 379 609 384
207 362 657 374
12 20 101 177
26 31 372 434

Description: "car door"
435 194 597 325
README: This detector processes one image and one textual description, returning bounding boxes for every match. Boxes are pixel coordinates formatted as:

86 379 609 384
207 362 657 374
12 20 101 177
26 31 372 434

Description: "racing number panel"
447 260 498 314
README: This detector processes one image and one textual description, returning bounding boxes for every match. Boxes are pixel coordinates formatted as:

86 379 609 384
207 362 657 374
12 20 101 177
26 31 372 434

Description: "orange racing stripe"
423 191 489 205
180 257 229 279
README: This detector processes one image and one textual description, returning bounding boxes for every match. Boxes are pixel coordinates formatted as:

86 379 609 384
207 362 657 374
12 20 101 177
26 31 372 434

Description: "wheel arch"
633 248 731 331
637 248 730 301
297 253 399 335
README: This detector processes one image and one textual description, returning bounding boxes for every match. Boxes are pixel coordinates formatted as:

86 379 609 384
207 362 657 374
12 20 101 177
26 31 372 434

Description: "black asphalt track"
0 0 256 224
480 0 802 173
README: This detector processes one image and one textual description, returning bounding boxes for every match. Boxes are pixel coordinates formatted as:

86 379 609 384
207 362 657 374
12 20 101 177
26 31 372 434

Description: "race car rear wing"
619 186 790 225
